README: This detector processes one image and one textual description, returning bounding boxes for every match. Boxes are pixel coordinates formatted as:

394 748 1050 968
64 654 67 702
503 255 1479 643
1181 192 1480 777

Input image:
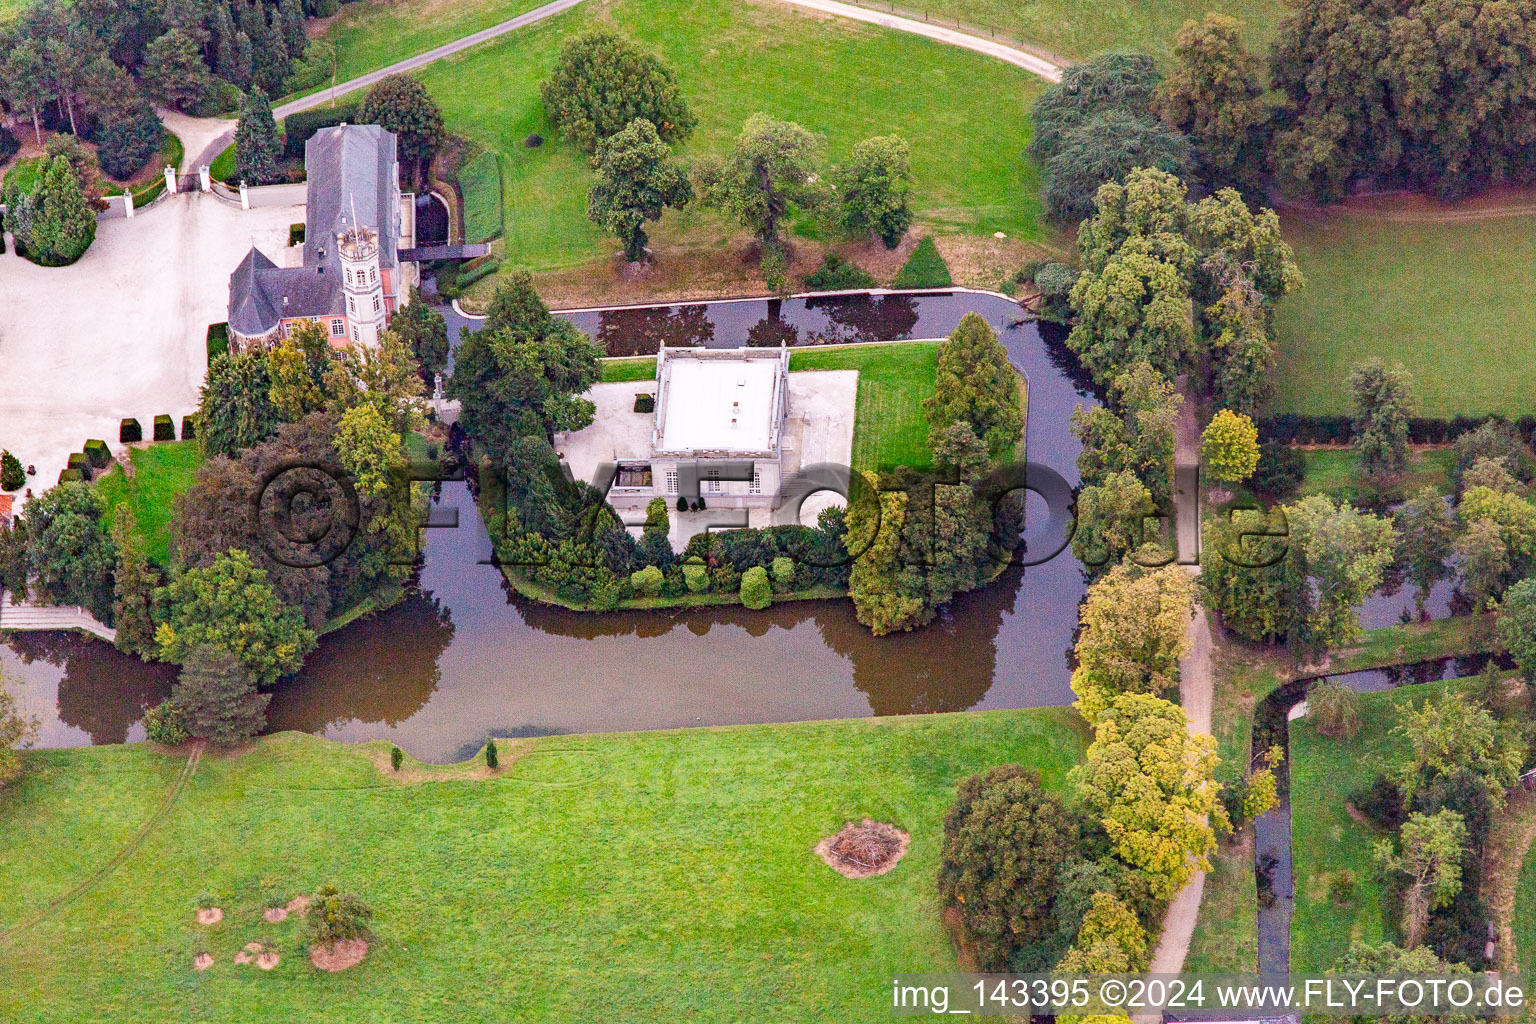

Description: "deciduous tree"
197 351 281 457
156 548 317 685
585 117 691 263
1349 360 1413 479
540 31 695 153
1071 563 1195 724
1395 487 1456 615
19 482 116 619
938 764 1080 970
694 113 823 248
172 646 271 743
388 291 450 377
835 134 913 248
1373 809 1467 949
1200 409 1260 485
1072 692 1229 899
357 74 444 185
1155 14 1268 194
111 516 160 659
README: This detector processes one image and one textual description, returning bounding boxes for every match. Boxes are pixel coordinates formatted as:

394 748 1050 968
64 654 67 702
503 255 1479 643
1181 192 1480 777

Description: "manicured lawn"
417 0 1047 274
1289 678 1472 971
0 709 1087 1022
1299 447 1456 503
94 442 204 565
1274 209 1536 418
869 0 1285 58
790 341 939 473
596 342 941 472
598 356 658 382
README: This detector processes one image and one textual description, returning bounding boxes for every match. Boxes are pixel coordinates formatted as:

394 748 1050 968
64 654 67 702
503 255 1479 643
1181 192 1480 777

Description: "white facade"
338 224 386 348
606 345 791 511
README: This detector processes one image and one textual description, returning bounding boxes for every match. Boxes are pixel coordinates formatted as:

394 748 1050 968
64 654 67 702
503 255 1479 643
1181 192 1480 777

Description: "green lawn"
298 0 553 95
595 343 941 473
1274 210 1536 418
1299 448 1456 503
416 0 1046 274
459 150 505 243
0 709 1087 1022
93 442 204 565
790 342 940 474
598 356 658 382
1516 834 1536 981
863 0 1285 59
1289 678 1475 971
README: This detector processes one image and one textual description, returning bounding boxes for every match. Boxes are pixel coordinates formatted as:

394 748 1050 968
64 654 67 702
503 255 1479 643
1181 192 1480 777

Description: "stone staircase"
0 594 116 642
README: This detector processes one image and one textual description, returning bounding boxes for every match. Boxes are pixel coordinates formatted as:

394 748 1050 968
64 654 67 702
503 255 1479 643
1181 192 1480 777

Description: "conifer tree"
235 86 281 185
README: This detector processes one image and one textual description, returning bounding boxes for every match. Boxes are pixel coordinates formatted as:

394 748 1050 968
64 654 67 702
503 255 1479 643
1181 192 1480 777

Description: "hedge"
153 414 176 442
83 439 110 469
207 323 229 360
181 415 196 440
120 418 143 443
459 151 504 243
282 102 359 161
1257 414 1536 447
58 468 81 485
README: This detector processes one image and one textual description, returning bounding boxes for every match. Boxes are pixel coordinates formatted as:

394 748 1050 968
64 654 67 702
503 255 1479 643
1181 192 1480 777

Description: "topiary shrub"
682 558 710 594
802 250 875 291
0 450 23 492
770 555 796 591
83 439 110 469
308 885 373 946
67 452 91 480
634 393 655 413
891 236 951 289
181 416 196 440
390 745 403 771
120 418 143 444
57 468 81 485
676 495 688 512
1307 681 1361 739
740 565 772 609
143 699 190 745
485 737 498 769
630 565 664 596
153 414 176 441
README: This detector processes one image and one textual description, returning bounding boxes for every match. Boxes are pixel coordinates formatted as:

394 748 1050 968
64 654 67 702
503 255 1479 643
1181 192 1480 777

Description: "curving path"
770 0 1062 81
168 0 1067 173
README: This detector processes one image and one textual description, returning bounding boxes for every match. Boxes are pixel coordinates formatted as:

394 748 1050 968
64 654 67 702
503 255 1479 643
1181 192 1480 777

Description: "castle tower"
338 221 385 347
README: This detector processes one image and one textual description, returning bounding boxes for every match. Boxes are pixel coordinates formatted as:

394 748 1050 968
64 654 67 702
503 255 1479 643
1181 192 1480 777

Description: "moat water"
10 291 1101 762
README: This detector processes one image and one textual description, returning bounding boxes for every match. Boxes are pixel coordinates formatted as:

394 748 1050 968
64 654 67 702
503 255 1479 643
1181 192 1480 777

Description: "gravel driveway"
0 192 303 493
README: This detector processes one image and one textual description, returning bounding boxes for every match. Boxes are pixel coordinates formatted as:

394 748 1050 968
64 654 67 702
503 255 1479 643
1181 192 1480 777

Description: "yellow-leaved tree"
1070 563 1196 725
1071 692 1229 900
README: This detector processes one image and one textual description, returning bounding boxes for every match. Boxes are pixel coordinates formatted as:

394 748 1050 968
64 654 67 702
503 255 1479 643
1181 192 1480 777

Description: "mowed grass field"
0 709 1087 1022
94 441 205 565
868 0 1285 58
1273 207 1536 418
414 0 1047 273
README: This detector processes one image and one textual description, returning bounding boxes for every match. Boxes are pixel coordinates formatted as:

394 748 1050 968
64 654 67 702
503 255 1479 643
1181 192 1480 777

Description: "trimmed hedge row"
1258 413 1536 446
282 102 359 161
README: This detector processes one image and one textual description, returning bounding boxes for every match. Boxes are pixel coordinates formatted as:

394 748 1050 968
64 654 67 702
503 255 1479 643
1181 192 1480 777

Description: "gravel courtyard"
0 192 303 494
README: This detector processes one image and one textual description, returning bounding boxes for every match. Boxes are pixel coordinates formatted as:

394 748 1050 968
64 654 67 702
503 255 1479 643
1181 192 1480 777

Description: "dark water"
415 193 449 245
11 291 1097 762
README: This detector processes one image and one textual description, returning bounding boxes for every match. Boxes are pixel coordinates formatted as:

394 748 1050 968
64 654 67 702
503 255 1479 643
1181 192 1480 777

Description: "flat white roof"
657 355 780 453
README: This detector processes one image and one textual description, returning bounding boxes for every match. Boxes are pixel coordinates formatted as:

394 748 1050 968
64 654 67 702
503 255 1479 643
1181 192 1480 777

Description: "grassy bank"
1299 448 1456 503
0 710 1087 1021
416 0 1046 277
94 442 205 565
1274 204 1536 418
